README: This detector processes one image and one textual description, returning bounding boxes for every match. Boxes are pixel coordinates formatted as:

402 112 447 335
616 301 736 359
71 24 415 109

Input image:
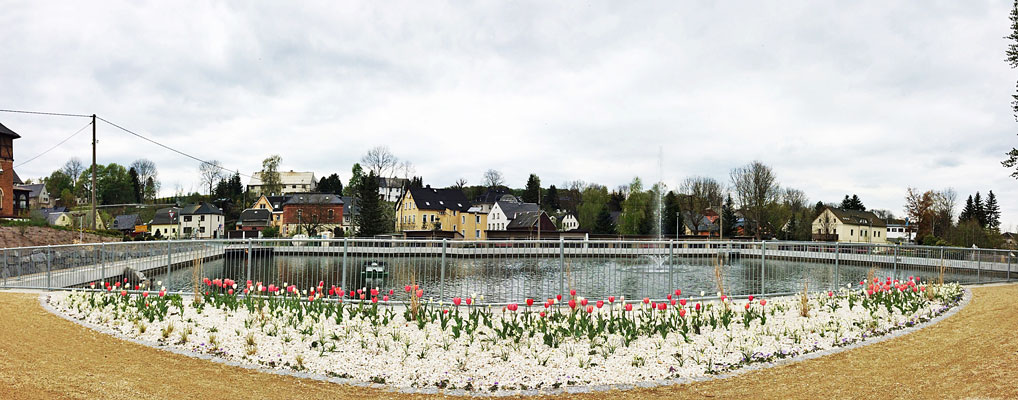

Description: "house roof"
474 188 513 204
112 214 139 230
378 177 408 189
341 196 359 216
151 207 181 225
683 212 719 232
15 183 45 198
182 202 223 215
46 212 67 225
283 193 344 205
248 171 317 187
406 186 470 211
825 207 887 227
238 208 271 225
38 207 68 217
496 201 539 220
266 195 290 211
506 211 555 230
0 121 21 138
12 170 22 185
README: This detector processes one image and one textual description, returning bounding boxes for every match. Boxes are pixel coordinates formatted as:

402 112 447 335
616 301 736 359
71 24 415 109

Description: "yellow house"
251 194 289 229
811 206 887 244
395 185 486 240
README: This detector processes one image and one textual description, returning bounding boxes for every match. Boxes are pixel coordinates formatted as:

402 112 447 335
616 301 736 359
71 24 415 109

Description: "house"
14 183 50 209
885 218 916 244
553 212 580 231
394 185 484 239
473 188 515 214
485 211 556 239
181 202 225 239
280 193 344 237
46 211 73 227
487 199 539 231
149 207 181 238
236 208 272 232
246 170 317 197
111 214 140 235
811 206 887 243
341 196 359 235
1002 232 1017 249
378 177 408 203
251 194 291 228
683 211 719 237
0 121 30 218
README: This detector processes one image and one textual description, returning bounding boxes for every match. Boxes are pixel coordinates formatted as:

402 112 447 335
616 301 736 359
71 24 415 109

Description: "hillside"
0 226 122 249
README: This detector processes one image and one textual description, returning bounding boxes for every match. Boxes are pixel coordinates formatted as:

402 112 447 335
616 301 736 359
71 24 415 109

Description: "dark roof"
0 121 21 138
341 196 359 216
12 170 22 185
474 188 512 204
406 186 470 211
151 207 181 225
182 202 223 215
15 183 45 198
683 212 719 232
238 209 271 226
283 193 344 205
496 201 539 220
506 211 556 231
38 207 68 217
112 214 139 230
266 195 290 211
378 177 409 189
826 207 887 227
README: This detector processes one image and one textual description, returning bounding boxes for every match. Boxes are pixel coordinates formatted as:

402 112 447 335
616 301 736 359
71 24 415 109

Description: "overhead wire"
96 116 249 178
14 121 93 168
0 108 92 118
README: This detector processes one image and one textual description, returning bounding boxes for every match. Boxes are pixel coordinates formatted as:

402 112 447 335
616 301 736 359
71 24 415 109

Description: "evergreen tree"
128 167 142 203
608 190 625 212
840 194 865 211
813 201 826 218
662 191 682 237
355 172 387 237
619 177 648 235
345 163 364 197
523 174 542 204
985 190 1001 229
960 195 975 222
973 191 986 227
543 185 560 211
593 204 615 234
722 194 738 237
317 173 344 194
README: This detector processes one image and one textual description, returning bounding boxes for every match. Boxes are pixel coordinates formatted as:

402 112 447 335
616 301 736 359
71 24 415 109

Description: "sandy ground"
1 284 1016 400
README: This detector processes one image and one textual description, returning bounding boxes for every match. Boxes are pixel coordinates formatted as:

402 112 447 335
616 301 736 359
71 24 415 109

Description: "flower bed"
49 277 963 392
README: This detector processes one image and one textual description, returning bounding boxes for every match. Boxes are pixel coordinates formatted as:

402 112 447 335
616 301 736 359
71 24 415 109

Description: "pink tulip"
142 291 149 298
228 289 234 295
586 305 594 313
657 303 667 311
404 285 412 292
642 297 650 304
370 288 379 296
416 289 424 298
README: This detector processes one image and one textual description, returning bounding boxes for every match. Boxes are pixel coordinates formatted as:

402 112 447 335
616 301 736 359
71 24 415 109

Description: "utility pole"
91 114 97 230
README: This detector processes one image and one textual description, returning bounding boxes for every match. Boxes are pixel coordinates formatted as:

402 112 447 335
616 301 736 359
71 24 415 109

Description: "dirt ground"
1 284 1016 399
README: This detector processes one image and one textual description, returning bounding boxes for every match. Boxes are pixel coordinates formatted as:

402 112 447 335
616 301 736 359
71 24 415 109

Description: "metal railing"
1 239 1013 304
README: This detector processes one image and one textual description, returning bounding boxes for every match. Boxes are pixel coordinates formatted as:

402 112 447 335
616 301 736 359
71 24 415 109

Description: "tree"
317 173 344 195
61 158 84 188
840 194 865 211
345 163 363 197
960 195 975 223
593 204 615 234
482 169 505 188
722 194 738 238
730 161 780 239
1003 0 1018 178
199 160 224 196
543 185 560 211
973 191 986 227
45 170 73 203
662 191 682 237
355 172 387 237
362 146 398 178
130 159 159 201
619 177 649 235
986 190 1001 229
679 176 723 236
260 155 283 196
523 174 542 204
577 185 609 230
59 188 74 208
128 167 142 203
870 209 895 220
453 178 467 191
905 187 936 239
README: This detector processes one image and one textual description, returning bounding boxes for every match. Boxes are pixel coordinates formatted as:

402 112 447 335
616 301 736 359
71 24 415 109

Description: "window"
462 216 465 224
476 216 480 224
475 229 480 238
184 216 192 222
453 225 457 231
850 229 854 236
328 209 334 220
200 215 205 222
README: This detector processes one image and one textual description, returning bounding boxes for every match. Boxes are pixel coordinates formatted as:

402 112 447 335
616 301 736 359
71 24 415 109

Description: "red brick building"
0 122 26 219
280 193 344 236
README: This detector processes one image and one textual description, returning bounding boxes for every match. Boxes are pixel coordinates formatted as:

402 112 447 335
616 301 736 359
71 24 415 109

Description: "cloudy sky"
2 1 1017 228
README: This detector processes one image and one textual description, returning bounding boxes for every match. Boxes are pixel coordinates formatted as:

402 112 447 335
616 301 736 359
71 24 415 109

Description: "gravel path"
1 284 1016 399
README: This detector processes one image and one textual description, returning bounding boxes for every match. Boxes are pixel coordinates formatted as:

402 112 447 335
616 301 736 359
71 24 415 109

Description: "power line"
96 116 250 179
14 121 92 168
0 108 92 118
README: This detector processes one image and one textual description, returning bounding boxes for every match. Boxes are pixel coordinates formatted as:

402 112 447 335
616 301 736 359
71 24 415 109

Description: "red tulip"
720 295 727 302
745 303 750 310
748 295 754 302
228 289 234 295
586 305 594 313
158 290 166 297
466 298 473 305
695 303 701 311
308 295 314 302
123 278 128 283
142 291 149 298
608 296 616 303
625 303 633 312
318 280 324 287
657 303 667 311
243 288 249 294
415 289 424 298
580 298 588 307
675 289 681 296
643 297 650 304
443 309 449 314
670 299 676 306
134 285 139 290
867 289 874 296
388 289 394 295
556 294 562 301
328 288 336 296
205 291 210 296
507 303 518 312
760 299 767 306
679 309 687 318
570 289 577 296
383 295 389 301
359 294 365 300
679 299 687 306
596 300 604 309
371 297 378 303
526 298 534 307
404 285 412 292
544 302 550 309
539 311 546 318
370 288 379 296
667 294 672 300
453 297 462 306
568 299 577 309
121 290 127 297
828 291 833 297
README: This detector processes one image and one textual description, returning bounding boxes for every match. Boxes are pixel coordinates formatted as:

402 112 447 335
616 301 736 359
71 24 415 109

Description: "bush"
262 226 280 238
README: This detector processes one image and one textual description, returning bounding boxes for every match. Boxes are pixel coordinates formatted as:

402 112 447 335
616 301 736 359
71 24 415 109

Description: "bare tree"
398 160 415 181
199 160 224 196
62 158 84 187
453 178 467 190
483 169 504 188
905 187 936 239
130 159 159 201
870 209 896 220
362 146 399 178
730 161 781 239
679 176 724 235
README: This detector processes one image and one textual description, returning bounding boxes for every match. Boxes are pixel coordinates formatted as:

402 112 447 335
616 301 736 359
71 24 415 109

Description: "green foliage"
618 177 648 235
262 226 280 238
839 194 865 211
345 163 364 197
593 205 615 234
523 174 542 204
261 155 283 196
542 185 560 211
128 167 142 203
662 191 681 237
722 194 738 238
45 170 73 203
356 171 388 237
318 173 344 195
577 185 608 230
75 163 136 205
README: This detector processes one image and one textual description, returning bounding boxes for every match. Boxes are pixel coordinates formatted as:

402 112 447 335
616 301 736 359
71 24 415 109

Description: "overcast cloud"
1 1 1017 229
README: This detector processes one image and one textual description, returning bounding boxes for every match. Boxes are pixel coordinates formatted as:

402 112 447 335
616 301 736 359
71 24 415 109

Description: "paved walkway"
1 284 1016 399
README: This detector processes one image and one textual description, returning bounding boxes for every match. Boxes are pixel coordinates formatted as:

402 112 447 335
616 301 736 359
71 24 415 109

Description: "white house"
487 199 539 231
557 213 580 231
811 206 887 244
247 170 317 196
180 202 225 239
885 218 916 244
378 177 408 203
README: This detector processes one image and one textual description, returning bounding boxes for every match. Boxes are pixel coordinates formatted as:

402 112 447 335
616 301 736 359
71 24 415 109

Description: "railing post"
440 239 447 302
559 237 566 300
1008 251 1012 282
46 245 52 290
668 240 674 292
976 248 981 282
834 242 840 289
246 238 253 285
760 241 766 294
100 242 105 284
166 240 172 289
342 238 348 293
893 245 898 277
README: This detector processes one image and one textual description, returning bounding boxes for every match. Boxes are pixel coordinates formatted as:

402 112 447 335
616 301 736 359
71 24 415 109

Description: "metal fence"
1 239 1013 304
